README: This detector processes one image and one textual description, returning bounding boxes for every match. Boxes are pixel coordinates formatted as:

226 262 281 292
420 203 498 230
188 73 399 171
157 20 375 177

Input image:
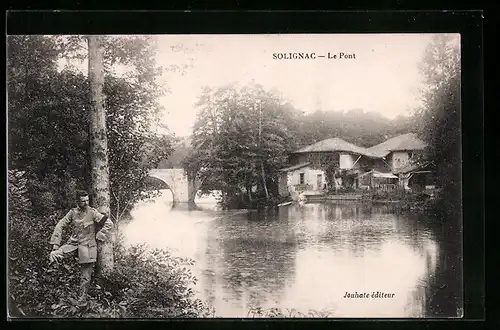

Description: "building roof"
393 160 434 174
292 138 377 158
366 133 427 158
358 170 398 179
279 162 311 172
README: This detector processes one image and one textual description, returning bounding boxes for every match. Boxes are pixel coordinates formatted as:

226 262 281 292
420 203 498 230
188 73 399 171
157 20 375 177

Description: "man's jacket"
49 206 114 264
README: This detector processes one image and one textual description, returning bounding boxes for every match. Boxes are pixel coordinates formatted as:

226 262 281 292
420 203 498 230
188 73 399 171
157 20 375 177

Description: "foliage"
367 189 437 213
8 173 212 318
185 82 417 209
414 34 461 218
247 306 334 318
47 237 214 318
104 75 174 220
8 169 74 316
296 109 414 148
185 83 301 208
369 189 409 201
7 35 174 220
334 186 356 194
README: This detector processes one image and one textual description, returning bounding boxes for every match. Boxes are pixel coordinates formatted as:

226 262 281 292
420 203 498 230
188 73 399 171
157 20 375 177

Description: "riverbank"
293 189 438 213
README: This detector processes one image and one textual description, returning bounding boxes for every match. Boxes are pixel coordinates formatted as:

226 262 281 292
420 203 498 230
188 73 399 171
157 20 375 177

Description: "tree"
87 35 113 274
8 36 89 212
413 34 462 315
415 34 461 213
187 83 299 208
7 34 186 316
54 35 175 219
295 109 414 149
182 86 234 198
8 34 174 235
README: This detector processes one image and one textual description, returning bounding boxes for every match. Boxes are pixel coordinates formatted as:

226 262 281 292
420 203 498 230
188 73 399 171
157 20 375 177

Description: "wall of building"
339 153 354 169
287 166 326 191
339 153 374 170
391 151 411 172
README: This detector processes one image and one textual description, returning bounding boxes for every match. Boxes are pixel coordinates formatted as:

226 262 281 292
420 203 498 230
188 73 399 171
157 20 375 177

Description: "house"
279 133 429 198
365 133 427 173
279 137 379 197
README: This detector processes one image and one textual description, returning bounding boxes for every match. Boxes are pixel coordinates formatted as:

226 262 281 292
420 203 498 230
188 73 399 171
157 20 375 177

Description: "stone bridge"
148 168 203 204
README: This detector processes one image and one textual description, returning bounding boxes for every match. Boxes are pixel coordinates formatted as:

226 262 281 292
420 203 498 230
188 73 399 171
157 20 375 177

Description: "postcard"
8 31 465 319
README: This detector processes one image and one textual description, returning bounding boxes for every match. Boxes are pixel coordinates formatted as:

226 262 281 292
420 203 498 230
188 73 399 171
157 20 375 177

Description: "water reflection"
120 190 457 318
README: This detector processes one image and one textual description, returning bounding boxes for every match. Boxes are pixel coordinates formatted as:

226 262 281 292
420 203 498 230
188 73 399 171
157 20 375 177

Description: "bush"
89 235 214 318
26 173 82 216
8 170 214 318
247 306 333 318
370 189 408 201
46 236 214 318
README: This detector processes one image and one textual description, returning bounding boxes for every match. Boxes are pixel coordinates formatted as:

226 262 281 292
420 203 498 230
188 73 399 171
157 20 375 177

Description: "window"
299 173 305 184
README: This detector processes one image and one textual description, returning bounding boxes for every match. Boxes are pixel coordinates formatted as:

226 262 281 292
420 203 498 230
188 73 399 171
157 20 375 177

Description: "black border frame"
5 10 485 330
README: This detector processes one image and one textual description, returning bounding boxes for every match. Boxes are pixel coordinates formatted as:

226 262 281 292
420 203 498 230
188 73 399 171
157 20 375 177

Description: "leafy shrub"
247 306 334 318
370 189 409 201
26 173 81 215
8 171 213 318
47 236 214 318
8 169 68 316
91 235 214 318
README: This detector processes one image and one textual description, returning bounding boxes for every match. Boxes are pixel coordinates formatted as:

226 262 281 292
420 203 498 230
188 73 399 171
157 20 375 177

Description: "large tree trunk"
87 36 113 275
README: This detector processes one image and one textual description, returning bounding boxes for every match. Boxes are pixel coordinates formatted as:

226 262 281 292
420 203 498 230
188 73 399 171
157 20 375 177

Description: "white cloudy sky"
59 33 456 137
153 33 446 137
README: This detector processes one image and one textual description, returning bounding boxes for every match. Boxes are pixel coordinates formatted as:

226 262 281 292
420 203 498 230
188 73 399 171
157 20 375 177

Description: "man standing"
49 190 114 302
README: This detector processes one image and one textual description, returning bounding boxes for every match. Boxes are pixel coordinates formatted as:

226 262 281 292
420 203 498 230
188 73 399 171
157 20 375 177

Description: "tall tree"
187 83 299 208
8 35 173 219
413 34 462 315
87 35 113 273
415 34 461 212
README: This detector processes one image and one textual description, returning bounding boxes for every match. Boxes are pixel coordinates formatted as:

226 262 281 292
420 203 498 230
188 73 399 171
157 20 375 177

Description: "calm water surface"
120 190 461 318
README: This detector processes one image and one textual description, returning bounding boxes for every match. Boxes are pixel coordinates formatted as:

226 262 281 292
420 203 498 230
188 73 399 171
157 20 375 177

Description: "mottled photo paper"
8 33 463 319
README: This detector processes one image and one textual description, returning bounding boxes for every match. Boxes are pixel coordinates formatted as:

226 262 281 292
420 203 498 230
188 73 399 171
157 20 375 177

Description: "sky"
57 33 457 137
152 33 450 137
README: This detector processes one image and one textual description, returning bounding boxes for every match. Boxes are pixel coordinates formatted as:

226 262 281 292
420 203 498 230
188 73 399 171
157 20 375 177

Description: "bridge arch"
148 169 203 204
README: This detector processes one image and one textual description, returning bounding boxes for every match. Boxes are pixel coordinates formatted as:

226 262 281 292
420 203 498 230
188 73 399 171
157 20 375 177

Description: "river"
119 189 462 318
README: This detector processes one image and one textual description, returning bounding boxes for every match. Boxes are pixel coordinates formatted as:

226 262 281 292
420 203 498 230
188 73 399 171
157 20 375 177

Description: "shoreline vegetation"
270 189 440 212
